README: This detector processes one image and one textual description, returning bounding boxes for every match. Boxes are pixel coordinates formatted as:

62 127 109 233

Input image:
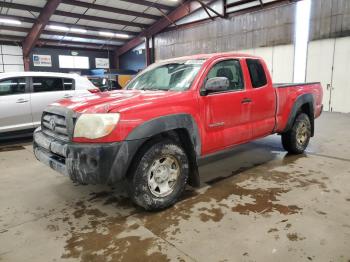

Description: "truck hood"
51 90 185 113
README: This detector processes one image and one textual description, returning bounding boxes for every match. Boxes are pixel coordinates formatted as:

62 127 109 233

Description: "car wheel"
282 113 311 154
127 139 189 210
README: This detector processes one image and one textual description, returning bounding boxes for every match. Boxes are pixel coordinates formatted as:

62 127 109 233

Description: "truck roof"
162 52 260 62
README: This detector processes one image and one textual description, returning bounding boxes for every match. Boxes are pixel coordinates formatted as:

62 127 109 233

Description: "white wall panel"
254 47 273 73
306 37 350 113
2 55 24 65
331 37 350 113
272 45 294 83
0 45 24 73
306 39 335 111
3 64 24 72
237 45 294 83
1 45 22 56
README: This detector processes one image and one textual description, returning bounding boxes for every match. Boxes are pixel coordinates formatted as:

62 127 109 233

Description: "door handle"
63 94 73 98
16 98 29 103
241 98 252 104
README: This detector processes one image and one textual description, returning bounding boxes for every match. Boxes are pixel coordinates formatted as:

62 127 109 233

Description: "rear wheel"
127 139 189 210
281 113 311 154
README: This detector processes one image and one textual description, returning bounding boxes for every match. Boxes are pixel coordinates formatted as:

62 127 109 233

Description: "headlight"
73 113 120 139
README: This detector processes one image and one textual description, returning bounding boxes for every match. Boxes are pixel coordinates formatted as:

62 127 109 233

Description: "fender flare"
110 114 201 187
282 94 315 136
126 113 201 157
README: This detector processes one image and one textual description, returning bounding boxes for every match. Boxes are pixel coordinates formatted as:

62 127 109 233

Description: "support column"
114 52 120 70
22 0 62 58
151 36 155 64
23 55 30 71
145 37 151 66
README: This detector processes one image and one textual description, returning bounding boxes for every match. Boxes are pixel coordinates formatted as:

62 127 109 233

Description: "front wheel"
127 139 189 210
281 113 311 154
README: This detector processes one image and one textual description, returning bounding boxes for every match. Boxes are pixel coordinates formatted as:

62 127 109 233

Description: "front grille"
42 112 69 141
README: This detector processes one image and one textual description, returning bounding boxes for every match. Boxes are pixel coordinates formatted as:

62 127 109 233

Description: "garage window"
246 59 267 88
33 77 64 92
0 78 26 96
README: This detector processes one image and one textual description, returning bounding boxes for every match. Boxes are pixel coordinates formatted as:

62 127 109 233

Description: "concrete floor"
0 112 349 262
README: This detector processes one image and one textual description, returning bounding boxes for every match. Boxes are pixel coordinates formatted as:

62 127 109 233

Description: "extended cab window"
33 77 64 92
207 60 244 91
246 59 267 88
0 78 26 96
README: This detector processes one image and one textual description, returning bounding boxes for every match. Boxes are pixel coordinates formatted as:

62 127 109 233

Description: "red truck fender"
118 114 202 187
281 93 315 136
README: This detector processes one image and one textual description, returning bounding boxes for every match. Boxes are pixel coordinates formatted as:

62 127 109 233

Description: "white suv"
0 72 99 134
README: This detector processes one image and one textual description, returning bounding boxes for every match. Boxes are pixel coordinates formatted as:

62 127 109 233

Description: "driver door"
199 59 252 155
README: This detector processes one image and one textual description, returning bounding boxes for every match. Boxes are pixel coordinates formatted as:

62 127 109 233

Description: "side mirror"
201 77 229 96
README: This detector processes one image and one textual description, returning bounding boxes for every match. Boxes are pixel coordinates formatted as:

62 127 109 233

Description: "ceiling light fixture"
48 25 69 31
0 18 22 25
70 28 87 33
99 31 114 37
115 33 129 39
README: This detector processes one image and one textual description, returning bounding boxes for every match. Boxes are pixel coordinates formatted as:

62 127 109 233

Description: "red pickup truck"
33 53 323 210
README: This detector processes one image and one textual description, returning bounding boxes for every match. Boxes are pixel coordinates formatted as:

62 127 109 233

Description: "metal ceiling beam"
0 34 23 42
1 2 147 28
22 0 61 61
54 10 146 28
0 14 40 24
117 0 173 11
162 0 292 34
116 0 204 56
196 0 225 18
0 33 118 50
0 25 128 42
36 39 118 50
60 0 160 20
41 31 127 43
0 25 29 33
156 7 179 28
226 0 258 9
0 34 116 51
0 14 139 36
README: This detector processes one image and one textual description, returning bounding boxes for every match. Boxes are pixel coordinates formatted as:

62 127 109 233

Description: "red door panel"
199 59 252 155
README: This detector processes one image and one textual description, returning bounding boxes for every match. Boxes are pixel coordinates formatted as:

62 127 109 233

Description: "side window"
63 78 75 90
207 60 244 91
246 59 267 88
33 77 64 93
0 78 26 96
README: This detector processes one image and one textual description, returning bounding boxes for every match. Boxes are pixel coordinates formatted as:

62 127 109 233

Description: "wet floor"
0 112 350 261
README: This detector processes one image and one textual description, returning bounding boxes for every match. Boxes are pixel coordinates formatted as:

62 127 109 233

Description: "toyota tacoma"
33 53 323 210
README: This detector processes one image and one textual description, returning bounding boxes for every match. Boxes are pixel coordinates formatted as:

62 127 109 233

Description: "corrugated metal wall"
310 0 350 40
154 0 350 61
154 3 296 60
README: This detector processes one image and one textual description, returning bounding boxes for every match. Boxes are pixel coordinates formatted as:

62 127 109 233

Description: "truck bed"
273 82 323 133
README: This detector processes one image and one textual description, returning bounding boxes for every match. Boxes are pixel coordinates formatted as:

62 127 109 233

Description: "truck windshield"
126 59 205 91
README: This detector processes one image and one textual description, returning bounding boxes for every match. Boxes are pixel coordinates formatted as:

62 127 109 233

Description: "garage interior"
0 0 350 261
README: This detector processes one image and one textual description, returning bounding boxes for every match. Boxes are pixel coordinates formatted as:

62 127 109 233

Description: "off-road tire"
127 139 189 210
282 113 311 154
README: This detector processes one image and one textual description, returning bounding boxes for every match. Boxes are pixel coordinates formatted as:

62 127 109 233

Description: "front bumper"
33 128 144 185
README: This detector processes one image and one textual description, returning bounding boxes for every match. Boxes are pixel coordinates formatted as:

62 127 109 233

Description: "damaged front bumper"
33 128 144 185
